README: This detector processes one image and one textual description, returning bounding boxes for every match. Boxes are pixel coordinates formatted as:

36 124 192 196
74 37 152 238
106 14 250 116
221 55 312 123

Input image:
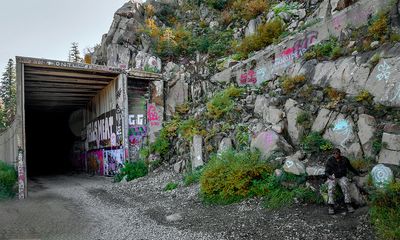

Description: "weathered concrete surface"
0 121 18 165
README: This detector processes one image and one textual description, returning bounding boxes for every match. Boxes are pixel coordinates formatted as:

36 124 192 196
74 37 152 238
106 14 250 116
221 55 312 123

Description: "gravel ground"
0 168 376 240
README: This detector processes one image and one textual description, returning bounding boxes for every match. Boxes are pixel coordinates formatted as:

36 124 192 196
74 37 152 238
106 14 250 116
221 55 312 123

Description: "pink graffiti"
274 31 318 68
147 104 160 127
240 69 257 85
332 6 374 31
264 132 277 146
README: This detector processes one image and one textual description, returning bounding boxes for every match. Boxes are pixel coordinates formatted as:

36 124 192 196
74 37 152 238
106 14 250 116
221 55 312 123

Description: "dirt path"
0 170 376 240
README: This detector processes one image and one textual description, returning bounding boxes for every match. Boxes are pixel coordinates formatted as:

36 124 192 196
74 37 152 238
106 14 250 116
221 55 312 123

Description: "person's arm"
325 157 334 179
346 158 360 176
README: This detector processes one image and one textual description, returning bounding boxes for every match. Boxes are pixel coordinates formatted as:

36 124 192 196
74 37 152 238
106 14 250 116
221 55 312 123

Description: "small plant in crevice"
301 132 333 154
114 160 148 182
164 182 178 191
281 75 307 94
355 90 374 106
368 12 389 41
324 86 345 108
304 37 340 61
369 53 381 68
178 118 205 142
0 160 17 199
296 111 312 130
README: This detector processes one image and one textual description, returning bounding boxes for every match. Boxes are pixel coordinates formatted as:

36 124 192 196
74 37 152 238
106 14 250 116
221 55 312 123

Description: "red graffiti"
332 6 374 31
147 104 160 126
240 69 257 85
274 31 318 67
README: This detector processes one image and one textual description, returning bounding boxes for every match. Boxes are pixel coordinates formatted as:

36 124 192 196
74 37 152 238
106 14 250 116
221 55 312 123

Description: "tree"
0 59 16 127
68 42 83 62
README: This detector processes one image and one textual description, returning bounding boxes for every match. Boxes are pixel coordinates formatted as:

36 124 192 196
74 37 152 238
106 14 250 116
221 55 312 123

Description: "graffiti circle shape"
371 164 394 188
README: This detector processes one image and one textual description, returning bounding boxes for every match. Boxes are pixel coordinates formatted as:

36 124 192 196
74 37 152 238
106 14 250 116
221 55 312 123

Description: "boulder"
371 164 394 188
173 160 186 173
353 175 368 190
250 130 293 160
166 213 183 222
357 114 377 157
218 138 233 154
365 58 400 107
264 106 284 125
306 166 326 176
323 114 363 158
191 135 204 171
285 99 305 145
382 132 400 151
283 158 306 175
349 182 366 206
312 108 334 133
135 51 162 72
378 148 400 166
254 95 268 116
165 67 189 117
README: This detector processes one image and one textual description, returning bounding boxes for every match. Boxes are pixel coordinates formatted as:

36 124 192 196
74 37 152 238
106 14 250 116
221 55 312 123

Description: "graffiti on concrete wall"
148 104 161 127
17 147 25 199
129 126 147 145
274 31 318 69
87 150 104 175
129 114 144 126
104 149 125 176
332 119 351 148
86 110 118 150
239 67 268 86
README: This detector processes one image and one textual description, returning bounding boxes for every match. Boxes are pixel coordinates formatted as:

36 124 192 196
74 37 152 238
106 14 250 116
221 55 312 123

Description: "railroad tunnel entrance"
21 58 121 178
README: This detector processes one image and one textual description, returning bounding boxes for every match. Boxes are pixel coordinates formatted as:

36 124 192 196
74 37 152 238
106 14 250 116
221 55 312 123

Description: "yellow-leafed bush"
368 13 388 41
236 18 284 59
281 75 306 93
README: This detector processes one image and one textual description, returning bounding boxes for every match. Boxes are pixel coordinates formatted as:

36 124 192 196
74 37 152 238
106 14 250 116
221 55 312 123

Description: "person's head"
333 148 341 159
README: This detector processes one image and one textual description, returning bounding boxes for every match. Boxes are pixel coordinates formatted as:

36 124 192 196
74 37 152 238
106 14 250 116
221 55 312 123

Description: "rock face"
93 1 146 68
306 166 326 176
371 164 394 188
312 109 334 133
164 63 189 117
323 114 362 158
285 99 306 145
250 131 293 160
191 135 204 171
349 183 366 206
218 138 233 154
357 114 377 158
378 132 400 165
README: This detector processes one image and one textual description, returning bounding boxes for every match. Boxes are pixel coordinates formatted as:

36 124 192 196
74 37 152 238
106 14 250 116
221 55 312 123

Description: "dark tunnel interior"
26 109 80 177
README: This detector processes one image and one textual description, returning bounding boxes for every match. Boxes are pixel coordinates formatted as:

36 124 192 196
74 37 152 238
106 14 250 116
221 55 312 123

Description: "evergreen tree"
0 59 16 126
68 42 83 62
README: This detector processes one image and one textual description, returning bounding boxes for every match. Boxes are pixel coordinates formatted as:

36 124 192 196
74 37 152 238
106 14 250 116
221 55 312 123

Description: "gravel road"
0 168 376 240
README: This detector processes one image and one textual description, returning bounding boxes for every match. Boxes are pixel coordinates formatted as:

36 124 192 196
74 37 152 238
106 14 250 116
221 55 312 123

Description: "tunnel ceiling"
18 57 163 112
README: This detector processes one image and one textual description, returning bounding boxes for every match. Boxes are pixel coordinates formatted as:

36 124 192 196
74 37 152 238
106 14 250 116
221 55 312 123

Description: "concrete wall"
211 0 390 85
0 121 19 166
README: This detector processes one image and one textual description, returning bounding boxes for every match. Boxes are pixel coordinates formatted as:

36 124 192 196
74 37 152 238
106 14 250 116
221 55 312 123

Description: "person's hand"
358 169 368 176
328 175 335 180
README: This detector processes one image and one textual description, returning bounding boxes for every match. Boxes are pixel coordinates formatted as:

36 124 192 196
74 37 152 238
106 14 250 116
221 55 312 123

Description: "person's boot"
347 204 355 213
328 204 335 215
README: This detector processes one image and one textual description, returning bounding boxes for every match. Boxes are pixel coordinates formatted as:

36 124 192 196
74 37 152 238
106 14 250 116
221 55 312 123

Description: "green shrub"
370 53 381 68
206 86 244 120
305 37 339 60
164 182 178 191
150 130 170 157
114 160 148 182
301 132 333 153
231 0 269 21
369 182 400 240
272 1 299 15
178 118 204 141
237 18 285 59
183 167 203 186
0 160 17 199
200 150 274 204
235 124 250 150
